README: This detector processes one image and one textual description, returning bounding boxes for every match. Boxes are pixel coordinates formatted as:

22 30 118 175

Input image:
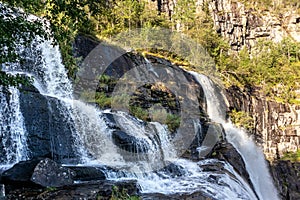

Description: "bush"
229 109 254 130
282 150 300 162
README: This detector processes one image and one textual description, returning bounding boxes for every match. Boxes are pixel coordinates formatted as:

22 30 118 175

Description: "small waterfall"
0 87 28 170
191 72 279 200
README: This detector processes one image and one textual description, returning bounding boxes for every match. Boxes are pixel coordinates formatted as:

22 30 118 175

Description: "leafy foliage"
229 109 254 130
282 149 300 162
219 38 300 102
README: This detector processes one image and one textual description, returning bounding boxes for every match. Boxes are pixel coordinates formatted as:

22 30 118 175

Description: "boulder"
1 158 75 188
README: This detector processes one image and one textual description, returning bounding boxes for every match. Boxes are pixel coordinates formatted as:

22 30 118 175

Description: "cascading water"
0 87 28 170
0 7 276 198
190 72 279 200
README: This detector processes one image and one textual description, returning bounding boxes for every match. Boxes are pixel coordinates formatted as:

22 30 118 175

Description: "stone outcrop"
206 0 300 51
225 86 300 161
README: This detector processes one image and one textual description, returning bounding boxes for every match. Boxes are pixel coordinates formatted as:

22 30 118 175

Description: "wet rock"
1 158 42 186
66 166 106 181
19 87 78 161
30 158 75 187
1 158 75 188
102 113 119 129
211 142 252 187
112 130 149 153
156 163 186 178
271 160 300 200
200 162 225 172
183 122 224 160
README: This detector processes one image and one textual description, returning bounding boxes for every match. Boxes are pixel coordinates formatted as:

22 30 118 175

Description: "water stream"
190 72 279 200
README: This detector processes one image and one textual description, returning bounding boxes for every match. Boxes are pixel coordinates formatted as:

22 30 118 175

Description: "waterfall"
190 72 279 200
0 87 28 170
0 8 277 197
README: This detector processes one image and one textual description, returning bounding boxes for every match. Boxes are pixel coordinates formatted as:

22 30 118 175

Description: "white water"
0 87 28 170
191 72 279 200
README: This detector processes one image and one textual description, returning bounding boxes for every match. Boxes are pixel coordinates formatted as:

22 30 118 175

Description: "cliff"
207 0 300 51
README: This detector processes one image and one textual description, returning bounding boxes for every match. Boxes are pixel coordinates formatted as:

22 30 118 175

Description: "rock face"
154 0 300 51
212 142 252 185
206 0 300 51
19 85 78 162
225 86 300 161
271 161 300 200
73 34 211 159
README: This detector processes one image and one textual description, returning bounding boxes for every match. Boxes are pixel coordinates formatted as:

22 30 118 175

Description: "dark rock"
211 142 252 188
5 180 140 200
1 158 75 188
19 88 78 161
156 163 186 178
200 162 225 172
271 160 300 200
19 90 51 158
112 130 149 153
73 34 100 60
66 166 106 181
1 158 43 185
102 113 119 129
30 158 75 187
183 122 224 160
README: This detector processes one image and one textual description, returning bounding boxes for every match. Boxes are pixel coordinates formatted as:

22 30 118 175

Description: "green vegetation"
109 186 140 200
80 91 112 108
130 105 180 132
281 149 300 162
219 39 300 103
229 109 254 130
165 114 181 132
1 0 300 105
129 106 149 121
